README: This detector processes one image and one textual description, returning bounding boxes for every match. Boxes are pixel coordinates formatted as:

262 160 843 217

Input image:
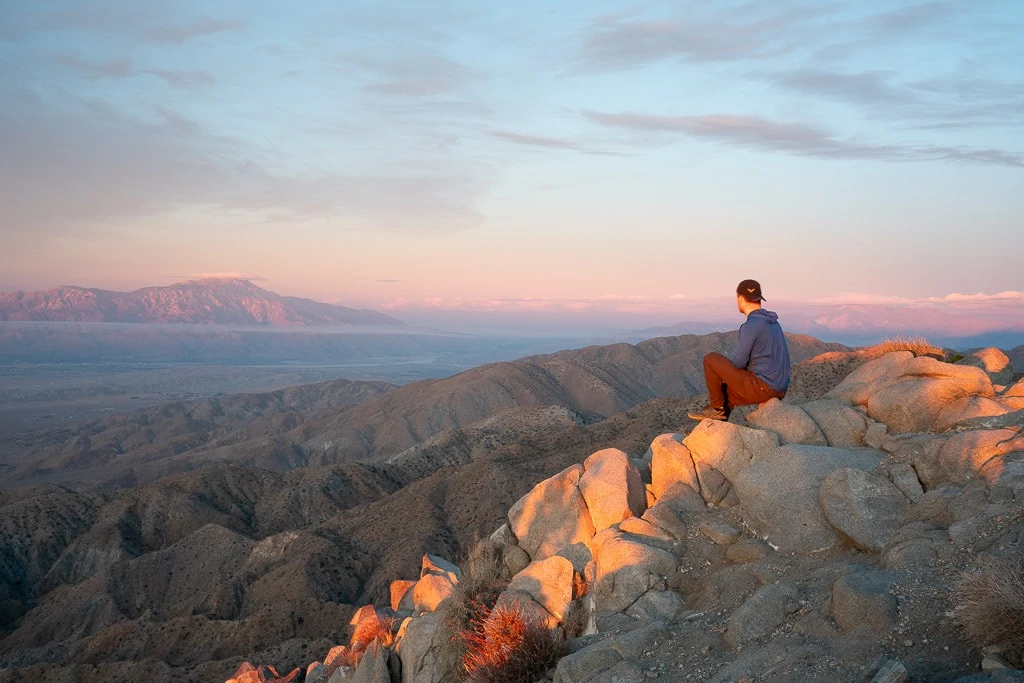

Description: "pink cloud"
169 272 266 282
808 291 1024 307
934 291 1024 304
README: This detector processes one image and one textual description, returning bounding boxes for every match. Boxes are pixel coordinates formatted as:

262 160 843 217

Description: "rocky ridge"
254 347 1024 682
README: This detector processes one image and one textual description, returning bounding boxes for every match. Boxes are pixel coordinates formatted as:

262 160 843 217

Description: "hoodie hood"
748 309 779 324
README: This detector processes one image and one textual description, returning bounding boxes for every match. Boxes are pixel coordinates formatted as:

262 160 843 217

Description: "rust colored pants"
703 352 786 415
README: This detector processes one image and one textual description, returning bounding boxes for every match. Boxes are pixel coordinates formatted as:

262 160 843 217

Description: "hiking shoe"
688 406 728 422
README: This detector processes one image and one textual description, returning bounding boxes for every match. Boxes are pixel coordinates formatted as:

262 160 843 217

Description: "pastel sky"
1 0 1023 330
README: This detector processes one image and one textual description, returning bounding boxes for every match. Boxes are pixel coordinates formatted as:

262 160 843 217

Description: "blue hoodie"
731 309 791 392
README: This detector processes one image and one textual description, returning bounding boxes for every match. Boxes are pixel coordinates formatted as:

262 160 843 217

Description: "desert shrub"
342 614 398 669
370 615 398 648
321 644 362 677
560 594 591 640
465 537 510 586
955 556 1024 662
461 601 564 683
556 570 595 640
868 334 944 359
352 613 398 648
436 540 512 680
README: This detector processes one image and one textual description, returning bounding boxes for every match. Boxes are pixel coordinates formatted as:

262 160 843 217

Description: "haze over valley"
0 279 612 437
3 277 1023 441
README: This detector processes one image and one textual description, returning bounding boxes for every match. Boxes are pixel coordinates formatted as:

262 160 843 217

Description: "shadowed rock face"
1007 344 1024 375
957 347 1014 385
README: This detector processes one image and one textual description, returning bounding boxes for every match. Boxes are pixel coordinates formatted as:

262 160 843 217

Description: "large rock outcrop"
578 448 646 532
827 352 1002 432
957 347 1014 385
508 464 596 561
819 468 910 552
731 445 884 553
683 420 780 506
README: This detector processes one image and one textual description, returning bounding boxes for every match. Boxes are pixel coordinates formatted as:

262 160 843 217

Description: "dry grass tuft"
371 615 398 648
572 570 589 599
866 334 944 359
436 539 512 680
353 613 398 648
436 538 565 680
955 556 1024 662
461 601 564 683
332 645 362 670
560 594 591 640
437 578 509 677
343 614 399 669
465 538 510 586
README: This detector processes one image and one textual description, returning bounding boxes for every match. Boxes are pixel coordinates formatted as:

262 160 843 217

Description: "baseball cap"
736 279 765 302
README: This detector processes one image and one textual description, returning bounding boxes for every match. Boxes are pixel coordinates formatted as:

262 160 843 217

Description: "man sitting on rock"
689 279 791 422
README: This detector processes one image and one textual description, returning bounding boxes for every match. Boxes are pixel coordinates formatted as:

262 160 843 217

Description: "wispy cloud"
938 291 1024 304
143 67 215 87
489 130 582 150
6 5 241 45
864 1 960 34
581 15 776 68
757 67 1024 130
576 0 994 98
0 83 486 236
585 111 1023 168
576 3 863 70
343 51 479 99
808 291 1024 307
170 272 266 282
58 54 215 87
58 54 134 78
762 68 911 105
147 17 244 43
488 130 620 156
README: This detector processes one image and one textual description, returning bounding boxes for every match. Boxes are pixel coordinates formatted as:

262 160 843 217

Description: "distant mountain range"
636 321 732 336
0 278 405 326
786 303 1024 341
648 304 1024 348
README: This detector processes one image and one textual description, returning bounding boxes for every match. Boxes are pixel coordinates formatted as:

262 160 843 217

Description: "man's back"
732 309 790 393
